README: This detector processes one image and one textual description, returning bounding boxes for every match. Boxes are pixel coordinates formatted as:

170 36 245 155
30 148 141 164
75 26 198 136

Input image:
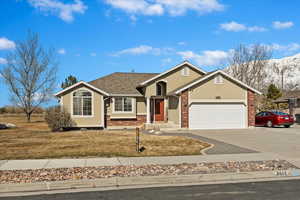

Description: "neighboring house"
55 61 261 130
274 90 300 123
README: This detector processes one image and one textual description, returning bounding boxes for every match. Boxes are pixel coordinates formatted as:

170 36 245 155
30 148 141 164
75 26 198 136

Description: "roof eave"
55 81 109 97
174 70 262 95
138 61 206 87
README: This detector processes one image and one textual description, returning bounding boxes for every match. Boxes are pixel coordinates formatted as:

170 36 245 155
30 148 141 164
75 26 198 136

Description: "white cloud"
0 57 7 64
178 41 186 46
272 21 294 29
130 15 137 22
105 0 163 16
58 48 66 55
220 21 267 32
27 0 87 22
247 26 267 32
177 50 229 66
105 0 224 17
162 57 172 63
0 37 16 50
112 45 173 56
90 52 97 56
269 43 300 52
220 21 246 32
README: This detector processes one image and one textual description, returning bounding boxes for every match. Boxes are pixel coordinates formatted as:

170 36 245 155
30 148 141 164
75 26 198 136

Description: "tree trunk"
26 113 31 122
281 72 284 90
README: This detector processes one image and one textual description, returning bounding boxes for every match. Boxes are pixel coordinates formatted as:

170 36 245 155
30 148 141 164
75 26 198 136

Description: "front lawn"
0 115 210 160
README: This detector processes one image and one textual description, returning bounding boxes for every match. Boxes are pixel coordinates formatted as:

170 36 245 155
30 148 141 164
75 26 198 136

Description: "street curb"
200 143 215 155
1 170 300 197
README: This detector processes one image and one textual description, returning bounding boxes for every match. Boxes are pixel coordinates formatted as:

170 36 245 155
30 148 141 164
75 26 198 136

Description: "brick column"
247 90 255 127
181 90 189 128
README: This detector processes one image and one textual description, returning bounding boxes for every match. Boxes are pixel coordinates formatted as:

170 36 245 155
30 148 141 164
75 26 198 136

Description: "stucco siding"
107 97 137 119
168 96 180 124
61 85 104 127
189 75 247 100
137 97 147 114
145 65 204 97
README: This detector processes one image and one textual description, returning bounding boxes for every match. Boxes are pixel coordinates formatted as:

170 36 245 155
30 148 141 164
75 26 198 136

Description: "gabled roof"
88 72 158 96
138 61 206 87
173 70 262 95
55 81 110 97
167 71 216 96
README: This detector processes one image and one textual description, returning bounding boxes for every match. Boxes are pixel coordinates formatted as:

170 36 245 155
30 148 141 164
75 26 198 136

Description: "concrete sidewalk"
0 152 285 171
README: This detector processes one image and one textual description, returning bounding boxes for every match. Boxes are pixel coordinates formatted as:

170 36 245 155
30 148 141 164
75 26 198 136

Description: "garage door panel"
189 103 246 129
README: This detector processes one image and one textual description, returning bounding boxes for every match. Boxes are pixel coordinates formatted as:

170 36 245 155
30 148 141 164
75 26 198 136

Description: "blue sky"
1 0 300 106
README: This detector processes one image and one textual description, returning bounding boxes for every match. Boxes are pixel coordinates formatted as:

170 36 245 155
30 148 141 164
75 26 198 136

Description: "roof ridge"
113 72 159 74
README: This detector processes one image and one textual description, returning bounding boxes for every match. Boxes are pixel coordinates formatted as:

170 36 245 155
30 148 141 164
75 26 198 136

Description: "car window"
256 112 264 117
271 111 288 115
264 112 271 116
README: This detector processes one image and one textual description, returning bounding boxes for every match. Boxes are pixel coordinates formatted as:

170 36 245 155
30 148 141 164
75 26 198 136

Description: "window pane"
73 97 82 115
115 97 123 112
124 98 132 112
82 92 91 97
73 90 91 97
157 84 162 96
83 97 92 115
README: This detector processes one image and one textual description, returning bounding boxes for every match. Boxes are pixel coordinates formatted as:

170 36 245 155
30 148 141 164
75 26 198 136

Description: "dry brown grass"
0 115 210 160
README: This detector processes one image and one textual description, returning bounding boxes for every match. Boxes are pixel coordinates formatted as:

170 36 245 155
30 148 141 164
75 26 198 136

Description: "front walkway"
0 153 283 170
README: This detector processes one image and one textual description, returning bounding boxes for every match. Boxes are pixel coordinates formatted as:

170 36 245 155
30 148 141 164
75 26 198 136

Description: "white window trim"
155 80 167 96
71 88 94 118
112 97 135 114
181 67 190 76
214 75 224 84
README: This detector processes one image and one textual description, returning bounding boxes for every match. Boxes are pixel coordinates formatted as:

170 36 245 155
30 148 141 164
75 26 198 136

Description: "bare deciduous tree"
0 32 57 122
225 44 272 91
272 60 298 90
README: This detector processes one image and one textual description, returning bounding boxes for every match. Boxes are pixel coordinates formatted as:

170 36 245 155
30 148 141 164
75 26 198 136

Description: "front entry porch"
148 97 166 123
145 96 181 130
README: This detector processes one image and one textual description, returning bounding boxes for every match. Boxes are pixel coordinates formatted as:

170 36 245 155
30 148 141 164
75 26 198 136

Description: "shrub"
45 106 75 132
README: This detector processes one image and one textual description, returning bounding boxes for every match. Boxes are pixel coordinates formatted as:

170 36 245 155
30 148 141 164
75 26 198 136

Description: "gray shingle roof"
88 72 159 95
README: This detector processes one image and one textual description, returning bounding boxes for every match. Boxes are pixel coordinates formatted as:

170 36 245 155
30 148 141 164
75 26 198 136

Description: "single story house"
274 90 300 123
55 61 261 130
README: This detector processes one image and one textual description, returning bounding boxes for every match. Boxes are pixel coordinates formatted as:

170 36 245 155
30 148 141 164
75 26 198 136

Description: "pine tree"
266 84 282 100
61 75 78 89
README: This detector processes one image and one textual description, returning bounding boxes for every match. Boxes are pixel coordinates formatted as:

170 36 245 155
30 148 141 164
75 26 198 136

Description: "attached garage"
189 103 247 130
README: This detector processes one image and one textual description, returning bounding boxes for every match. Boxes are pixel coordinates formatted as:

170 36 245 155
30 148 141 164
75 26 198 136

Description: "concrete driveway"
188 125 300 160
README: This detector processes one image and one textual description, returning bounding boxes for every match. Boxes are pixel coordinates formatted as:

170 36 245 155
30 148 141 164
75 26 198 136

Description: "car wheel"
284 125 290 128
267 120 273 128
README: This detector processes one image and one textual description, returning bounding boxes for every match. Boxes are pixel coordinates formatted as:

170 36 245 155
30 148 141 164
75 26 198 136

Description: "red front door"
155 99 164 121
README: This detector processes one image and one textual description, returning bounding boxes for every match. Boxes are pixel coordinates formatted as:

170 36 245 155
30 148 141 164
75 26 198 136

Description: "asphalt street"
2 179 300 200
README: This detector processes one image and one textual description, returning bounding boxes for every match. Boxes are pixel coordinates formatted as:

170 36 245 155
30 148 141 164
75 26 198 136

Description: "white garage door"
189 103 246 129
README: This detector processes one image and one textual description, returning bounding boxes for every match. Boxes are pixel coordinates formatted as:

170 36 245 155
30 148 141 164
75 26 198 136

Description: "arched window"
73 90 92 116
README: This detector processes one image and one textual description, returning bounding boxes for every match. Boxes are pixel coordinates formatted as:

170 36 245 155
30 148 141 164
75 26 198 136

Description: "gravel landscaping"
0 160 297 184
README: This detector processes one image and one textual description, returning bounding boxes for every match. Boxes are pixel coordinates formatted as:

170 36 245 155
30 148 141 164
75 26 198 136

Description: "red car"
255 111 294 128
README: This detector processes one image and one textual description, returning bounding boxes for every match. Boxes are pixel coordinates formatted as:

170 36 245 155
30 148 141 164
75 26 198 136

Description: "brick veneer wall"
181 90 189 128
247 90 255 127
106 115 146 127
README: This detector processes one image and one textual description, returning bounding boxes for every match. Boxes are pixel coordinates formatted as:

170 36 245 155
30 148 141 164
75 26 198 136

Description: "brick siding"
247 90 255 127
106 115 146 127
181 90 189 128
